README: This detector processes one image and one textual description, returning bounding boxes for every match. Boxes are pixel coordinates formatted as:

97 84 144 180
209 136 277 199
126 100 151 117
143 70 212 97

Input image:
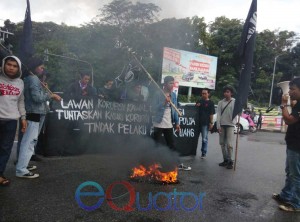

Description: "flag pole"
28 70 53 95
231 0 257 171
132 54 182 116
16 0 53 95
234 115 241 171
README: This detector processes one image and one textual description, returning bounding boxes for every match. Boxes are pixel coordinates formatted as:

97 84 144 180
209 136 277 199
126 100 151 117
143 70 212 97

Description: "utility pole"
269 53 286 107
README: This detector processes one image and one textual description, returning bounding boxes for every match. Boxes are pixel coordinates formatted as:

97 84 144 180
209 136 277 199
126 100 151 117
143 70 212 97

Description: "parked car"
178 102 250 134
234 116 250 133
178 103 249 134
213 113 249 133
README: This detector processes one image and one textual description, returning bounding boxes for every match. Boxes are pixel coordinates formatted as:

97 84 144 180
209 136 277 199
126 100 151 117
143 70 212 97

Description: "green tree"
2 7 300 104
205 16 243 97
96 0 160 51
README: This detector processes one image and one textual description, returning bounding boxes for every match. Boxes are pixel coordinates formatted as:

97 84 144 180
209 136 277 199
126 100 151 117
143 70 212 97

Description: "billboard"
161 47 218 89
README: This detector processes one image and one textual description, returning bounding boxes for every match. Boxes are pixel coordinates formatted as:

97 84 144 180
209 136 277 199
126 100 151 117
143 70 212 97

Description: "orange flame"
130 163 178 183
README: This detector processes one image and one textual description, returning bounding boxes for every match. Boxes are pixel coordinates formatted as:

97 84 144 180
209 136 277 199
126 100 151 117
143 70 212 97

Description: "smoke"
52 101 181 173
89 134 180 173
132 0 212 21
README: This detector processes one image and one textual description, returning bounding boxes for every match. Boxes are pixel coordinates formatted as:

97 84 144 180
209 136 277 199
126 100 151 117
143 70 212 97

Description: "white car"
179 103 250 134
234 116 250 133
213 112 249 134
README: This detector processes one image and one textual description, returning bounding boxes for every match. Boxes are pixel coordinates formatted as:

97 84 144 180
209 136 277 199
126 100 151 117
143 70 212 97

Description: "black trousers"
256 120 262 129
0 120 17 176
153 127 175 150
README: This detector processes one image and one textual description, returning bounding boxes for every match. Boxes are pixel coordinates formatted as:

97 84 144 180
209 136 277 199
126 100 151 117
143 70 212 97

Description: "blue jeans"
280 148 300 209
16 115 45 159
198 125 209 155
0 120 17 176
16 120 40 176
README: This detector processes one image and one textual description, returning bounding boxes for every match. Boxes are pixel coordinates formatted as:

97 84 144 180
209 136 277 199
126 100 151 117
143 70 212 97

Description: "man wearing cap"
16 57 61 179
216 85 237 169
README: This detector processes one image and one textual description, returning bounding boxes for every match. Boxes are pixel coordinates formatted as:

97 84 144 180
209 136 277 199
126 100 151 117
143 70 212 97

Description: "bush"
178 94 198 103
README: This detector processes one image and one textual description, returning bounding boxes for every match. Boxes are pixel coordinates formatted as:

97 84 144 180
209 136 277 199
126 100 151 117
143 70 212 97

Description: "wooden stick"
234 115 241 171
132 55 182 116
28 70 53 95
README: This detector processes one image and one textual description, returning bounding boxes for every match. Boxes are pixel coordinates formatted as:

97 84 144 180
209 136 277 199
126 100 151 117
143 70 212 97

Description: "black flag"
232 0 257 119
114 60 140 88
19 0 34 62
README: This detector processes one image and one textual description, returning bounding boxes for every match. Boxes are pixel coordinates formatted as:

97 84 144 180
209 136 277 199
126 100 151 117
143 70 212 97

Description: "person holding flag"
16 57 61 179
152 76 191 171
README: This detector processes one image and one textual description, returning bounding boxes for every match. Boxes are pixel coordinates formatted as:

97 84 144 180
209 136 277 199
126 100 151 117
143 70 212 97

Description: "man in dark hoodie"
0 56 27 186
16 57 61 179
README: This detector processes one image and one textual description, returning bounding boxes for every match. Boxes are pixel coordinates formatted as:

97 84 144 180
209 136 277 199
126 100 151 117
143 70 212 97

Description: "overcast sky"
1 0 299 33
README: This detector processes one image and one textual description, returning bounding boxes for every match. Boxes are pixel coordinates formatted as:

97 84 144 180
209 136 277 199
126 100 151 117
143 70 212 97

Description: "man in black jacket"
66 73 97 99
196 88 215 158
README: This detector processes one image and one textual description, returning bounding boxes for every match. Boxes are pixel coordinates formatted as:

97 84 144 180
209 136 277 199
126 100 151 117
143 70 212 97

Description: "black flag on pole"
232 0 257 119
114 60 140 88
19 0 34 62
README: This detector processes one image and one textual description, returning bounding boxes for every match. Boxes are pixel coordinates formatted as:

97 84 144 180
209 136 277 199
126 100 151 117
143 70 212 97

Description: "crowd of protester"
1 54 300 213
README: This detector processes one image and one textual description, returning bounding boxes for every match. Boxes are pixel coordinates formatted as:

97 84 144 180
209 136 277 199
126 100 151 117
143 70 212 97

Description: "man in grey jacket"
0 56 27 186
216 85 237 169
16 57 61 179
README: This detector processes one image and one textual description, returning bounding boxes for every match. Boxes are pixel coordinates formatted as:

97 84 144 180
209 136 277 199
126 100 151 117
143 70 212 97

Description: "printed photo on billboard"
162 47 218 89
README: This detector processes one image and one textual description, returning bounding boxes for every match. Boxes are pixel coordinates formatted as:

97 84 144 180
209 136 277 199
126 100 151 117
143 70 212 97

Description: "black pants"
256 121 262 129
0 120 17 176
153 127 175 150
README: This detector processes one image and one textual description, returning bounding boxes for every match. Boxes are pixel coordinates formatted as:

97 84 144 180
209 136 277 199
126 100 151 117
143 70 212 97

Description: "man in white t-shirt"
152 76 191 171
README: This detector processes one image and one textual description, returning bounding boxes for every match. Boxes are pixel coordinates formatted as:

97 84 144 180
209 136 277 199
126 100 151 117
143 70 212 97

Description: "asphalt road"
1 131 300 222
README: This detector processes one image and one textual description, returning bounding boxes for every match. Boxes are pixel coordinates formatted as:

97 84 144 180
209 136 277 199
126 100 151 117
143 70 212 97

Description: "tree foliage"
1 0 299 106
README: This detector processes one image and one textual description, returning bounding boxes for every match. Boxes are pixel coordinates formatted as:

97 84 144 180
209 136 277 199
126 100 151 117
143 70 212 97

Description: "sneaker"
178 163 192 171
226 161 233 169
30 155 42 162
16 172 39 179
272 193 288 204
26 165 37 171
201 154 206 159
218 161 228 167
279 203 300 212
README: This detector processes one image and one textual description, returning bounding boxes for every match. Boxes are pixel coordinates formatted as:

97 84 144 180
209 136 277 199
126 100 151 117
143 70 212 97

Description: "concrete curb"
258 129 285 133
